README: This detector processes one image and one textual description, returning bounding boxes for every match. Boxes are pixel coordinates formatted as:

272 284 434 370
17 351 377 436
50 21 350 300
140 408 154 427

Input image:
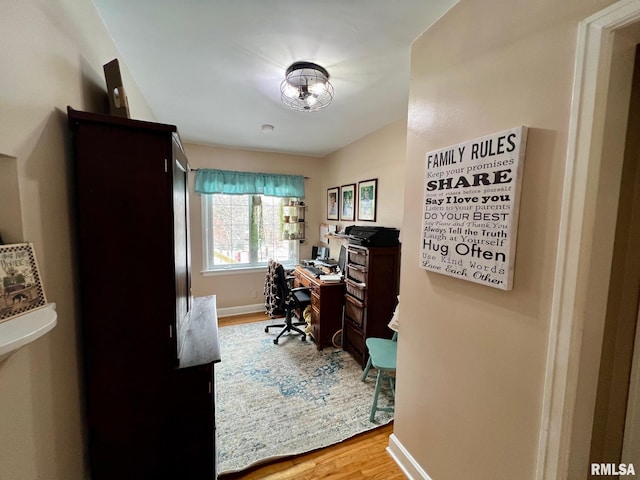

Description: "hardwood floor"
217 312 406 479
218 311 272 327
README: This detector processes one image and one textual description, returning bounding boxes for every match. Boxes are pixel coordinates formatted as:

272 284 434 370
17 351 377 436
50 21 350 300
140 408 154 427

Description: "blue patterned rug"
216 319 394 475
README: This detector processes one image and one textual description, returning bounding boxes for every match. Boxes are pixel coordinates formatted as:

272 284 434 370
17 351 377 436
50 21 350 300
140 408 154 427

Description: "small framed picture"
327 187 339 220
0 243 47 323
340 183 356 221
357 179 378 222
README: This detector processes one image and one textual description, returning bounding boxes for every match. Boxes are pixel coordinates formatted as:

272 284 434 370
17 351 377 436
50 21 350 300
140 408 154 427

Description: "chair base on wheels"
265 314 307 344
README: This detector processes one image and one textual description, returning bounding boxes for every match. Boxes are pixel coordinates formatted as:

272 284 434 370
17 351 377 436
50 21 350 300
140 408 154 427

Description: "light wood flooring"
217 312 406 480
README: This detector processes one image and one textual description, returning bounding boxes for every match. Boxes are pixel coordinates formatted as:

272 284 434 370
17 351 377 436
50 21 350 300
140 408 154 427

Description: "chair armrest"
291 286 311 293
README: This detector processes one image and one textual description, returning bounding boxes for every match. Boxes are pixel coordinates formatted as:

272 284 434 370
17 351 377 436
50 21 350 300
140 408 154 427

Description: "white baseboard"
217 303 265 318
387 433 433 480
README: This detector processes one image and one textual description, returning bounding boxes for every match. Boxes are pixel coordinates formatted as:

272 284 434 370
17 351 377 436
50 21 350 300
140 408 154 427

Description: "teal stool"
361 332 397 422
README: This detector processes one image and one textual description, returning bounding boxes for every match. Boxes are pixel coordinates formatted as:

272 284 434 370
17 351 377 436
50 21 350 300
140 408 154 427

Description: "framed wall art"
0 242 47 323
327 187 339 220
419 126 528 290
357 179 377 222
340 183 356 221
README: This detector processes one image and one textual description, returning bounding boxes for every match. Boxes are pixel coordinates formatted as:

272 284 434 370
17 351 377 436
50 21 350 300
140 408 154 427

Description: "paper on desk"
319 274 342 282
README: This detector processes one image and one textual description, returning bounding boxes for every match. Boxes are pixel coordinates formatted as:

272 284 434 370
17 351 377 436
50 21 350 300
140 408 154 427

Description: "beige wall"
397 1 616 479
0 0 154 478
323 118 407 231
323 119 407 254
185 119 407 311
0 3 408 476
4 0 630 478
185 143 325 310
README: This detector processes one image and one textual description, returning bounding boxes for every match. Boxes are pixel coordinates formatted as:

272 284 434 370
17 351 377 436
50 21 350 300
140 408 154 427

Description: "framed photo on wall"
357 179 377 222
327 187 339 220
340 183 356 221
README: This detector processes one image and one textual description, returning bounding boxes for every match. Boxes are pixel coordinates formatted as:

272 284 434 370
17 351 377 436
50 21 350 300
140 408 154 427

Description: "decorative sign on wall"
420 126 528 290
0 243 47 322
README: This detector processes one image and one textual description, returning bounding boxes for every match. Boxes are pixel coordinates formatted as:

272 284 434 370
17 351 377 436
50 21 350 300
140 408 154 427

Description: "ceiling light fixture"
280 61 334 112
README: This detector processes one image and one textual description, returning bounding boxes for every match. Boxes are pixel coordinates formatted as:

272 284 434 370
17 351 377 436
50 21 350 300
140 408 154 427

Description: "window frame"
201 194 299 273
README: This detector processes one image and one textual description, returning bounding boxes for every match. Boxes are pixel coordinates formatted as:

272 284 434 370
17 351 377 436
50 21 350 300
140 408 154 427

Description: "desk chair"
361 331 398 422
264 260 311 344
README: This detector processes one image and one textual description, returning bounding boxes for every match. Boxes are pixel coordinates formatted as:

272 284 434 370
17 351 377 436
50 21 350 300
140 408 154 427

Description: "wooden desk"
293 266 345 350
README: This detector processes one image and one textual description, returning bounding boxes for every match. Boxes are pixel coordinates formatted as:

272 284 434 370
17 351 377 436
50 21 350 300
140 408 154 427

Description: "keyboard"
304 266 324 278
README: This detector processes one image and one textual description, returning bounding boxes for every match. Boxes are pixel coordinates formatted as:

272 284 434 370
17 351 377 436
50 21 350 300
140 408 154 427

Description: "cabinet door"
72 117 178 369
169 364 216 479
172 137 191 362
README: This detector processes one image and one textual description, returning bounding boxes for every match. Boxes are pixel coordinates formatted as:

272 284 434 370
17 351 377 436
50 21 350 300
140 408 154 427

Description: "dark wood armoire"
68 108 219 480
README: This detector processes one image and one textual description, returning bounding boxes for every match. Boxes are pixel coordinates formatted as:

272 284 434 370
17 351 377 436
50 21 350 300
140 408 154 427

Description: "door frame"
622 308 640 463
537 1 640 478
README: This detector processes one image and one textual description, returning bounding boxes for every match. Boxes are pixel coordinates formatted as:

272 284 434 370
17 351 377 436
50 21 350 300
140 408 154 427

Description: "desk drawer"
344 294 365 328
310 308 319 335
311 291 321 309
296 272 312 288
347 246 368 268
345 279 366 302
346 264 367 284
344 321 365 362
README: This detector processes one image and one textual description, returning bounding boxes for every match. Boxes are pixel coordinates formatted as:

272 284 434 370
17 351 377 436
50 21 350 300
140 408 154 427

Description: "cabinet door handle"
208 381 212 395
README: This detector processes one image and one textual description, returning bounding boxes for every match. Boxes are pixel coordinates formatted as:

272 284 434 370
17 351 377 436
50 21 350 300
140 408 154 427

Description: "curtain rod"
189 167 309 179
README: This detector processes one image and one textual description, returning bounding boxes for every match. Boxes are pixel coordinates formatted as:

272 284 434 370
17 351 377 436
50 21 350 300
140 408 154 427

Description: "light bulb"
309 83 326 96
283 83 299 99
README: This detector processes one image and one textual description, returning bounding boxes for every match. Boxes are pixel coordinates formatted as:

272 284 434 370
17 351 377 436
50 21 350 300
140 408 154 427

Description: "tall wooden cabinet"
68 108 219 480
342 244 401 368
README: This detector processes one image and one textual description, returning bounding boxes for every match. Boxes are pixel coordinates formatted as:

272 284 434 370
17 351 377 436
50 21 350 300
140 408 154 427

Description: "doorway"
588 42 640 474
537 3 640 479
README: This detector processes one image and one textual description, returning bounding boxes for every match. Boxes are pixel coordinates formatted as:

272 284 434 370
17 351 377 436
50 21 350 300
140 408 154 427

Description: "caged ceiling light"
280 61 334 112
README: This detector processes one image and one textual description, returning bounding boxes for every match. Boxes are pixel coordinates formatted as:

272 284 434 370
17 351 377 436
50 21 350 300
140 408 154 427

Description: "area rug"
215 319 394 475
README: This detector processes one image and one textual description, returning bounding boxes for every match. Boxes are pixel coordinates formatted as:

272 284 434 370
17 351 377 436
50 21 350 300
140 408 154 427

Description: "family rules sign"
420 126 527 290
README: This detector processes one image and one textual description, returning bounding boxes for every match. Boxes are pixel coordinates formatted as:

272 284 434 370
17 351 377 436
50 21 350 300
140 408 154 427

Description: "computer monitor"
315 247 329 260
338 245 347 273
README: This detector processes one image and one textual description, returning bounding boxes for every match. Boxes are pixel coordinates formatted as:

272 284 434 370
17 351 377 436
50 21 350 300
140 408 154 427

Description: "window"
202 194 298 271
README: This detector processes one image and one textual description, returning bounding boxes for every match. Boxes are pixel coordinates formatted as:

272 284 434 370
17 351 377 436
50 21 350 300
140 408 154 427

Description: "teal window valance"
194 169 305 198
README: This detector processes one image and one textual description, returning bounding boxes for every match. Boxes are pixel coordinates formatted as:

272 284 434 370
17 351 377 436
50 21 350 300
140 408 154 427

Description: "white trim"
536 1 640 479
200 263 297 277
217 303 265 318
201 266 268 276
387 434 433 480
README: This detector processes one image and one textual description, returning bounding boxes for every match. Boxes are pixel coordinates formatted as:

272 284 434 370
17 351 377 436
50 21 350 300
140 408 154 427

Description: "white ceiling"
92 0 457 157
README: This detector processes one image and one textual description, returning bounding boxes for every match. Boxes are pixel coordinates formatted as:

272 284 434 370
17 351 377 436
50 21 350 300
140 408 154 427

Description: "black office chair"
264 260 312 344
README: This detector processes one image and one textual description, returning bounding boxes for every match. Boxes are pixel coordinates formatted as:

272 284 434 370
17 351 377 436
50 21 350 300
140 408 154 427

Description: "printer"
347 226 400 247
